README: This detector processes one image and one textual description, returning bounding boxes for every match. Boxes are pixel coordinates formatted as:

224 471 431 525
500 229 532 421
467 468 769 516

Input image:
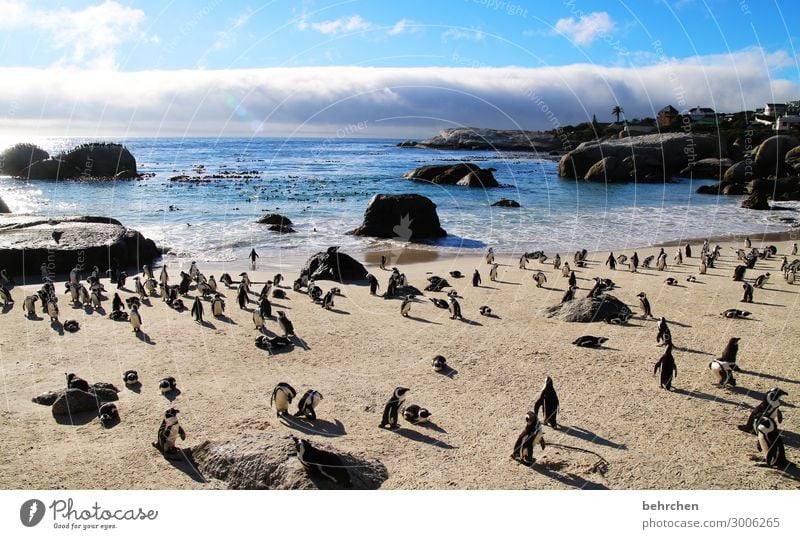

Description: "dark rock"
0 143 49 176
22 159 82 180
583 155 632 182
48 385 119 416
680 158 733 180
403 163 498 188
190 432 388 490
542 294 632 323
397 140 418 147
348 194 446 240
723 161 755 185
696 183 721 195
267 224 296 233
0 197 10 214
491 198 521 208
741 189 770 210
722 183 747 195
755 135 800 177
415 127 566 152
0 214 160 276
301 246 367 282
60 142 138 179
257 214 293 226
785 145 800 173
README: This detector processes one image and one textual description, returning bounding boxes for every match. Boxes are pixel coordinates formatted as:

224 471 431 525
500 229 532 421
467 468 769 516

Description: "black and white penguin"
294 390 323 420
109 310 128 321
65 282 80 304
561 262 571 278
152 408 186 454
721 309 751 319
719 337 740 365
674 249 683 266
46 296 59 322
236 283 248 309
655 317 671 346
605 252 616 270
756 417 789 468
292 437 352 488
685 244 692 258
533 272 547 288
89 287 102 310
270 382 297 417
322 289 335 310
122 370 139 387
429 298 448 309
709 359 737 386
739 387 787 434
479 305 492 316
133 277 147 300
400 296 412 317
403 404 431 424
207 275 217 293
472 269 481 287
239 272 252 291
489 263 499 282
664 277 678 286
733 265 747 281
656 252 667 271
78 283 90 304
259 282 272 301
560 285 577 304
534 376 559 429
191 296 204 323
448 296 462 320
159 265 169 286
252 307 264 331
211 294 225 317
259 297 272 319
112 293 124 312
519 255 527 270
367 274 379 295
572 336 608 348
642 255 654 269
63 320 80 332
277 311 295 336
568 271 577 288
273 274 283 288
22 295 37 317
511 411 545 465
653 343 677 390
741 282 754 303
379 387 409 429
159 376 177 395
219 273 233 287
551 253 561 270
66 373 90 392
792 243 798 256
189 261 199 280
196 282 212 298
379 255 387 270
98 403 119 428
485 248 494 265
686 275 697 283
0 284 12 306
129 305 142 333
753 273 770 288
308 283 323 302
117 271 127 290
630 252 639 272
637 292 653 318
432 355 447 372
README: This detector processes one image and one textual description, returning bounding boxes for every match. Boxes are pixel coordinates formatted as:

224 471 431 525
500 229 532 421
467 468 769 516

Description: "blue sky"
0 0 798 136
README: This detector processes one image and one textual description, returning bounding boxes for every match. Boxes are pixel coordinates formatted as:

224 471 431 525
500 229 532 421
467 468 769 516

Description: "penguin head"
598 337 609 344
164 408 179 419
768 388 787 401
525 411 538 425
395 387 410 399
123 370 139 384
417 408 431 422
291 436 309 457
637 292 646 298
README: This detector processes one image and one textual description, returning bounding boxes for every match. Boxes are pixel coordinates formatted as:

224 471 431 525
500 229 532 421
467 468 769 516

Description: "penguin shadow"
26 313 43 321
537 286 561 292
673 346 713 356
51 320 64 335
671 387 749 409
264 343 296 356
436 366 458 379
415 420 446 434
665 319 692 328
93 306 107 316
391 427 455 449
214 315 237 325
748 301 784 307
479 313 501 320
126 382 142 394
161 448 207 483
52 409 97 426
1 303 13 314
141 297 152 306
457 318 482 327
163 388 181 402
290 335 310 351
327 308 350 315
560 425 627 450
198 320 216 330
528 460 608 490
781 429 800 450
281 415 347 438
135 331 156 345
476 285 499 290
738 369 800 385
492 280 520 286
405 315 441 325
724 385 769 402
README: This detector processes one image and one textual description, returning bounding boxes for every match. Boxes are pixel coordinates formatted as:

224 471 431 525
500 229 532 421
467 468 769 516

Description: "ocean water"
1 137 797 264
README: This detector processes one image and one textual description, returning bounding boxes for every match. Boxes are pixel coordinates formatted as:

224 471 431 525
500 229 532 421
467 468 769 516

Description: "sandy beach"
0 237 798 490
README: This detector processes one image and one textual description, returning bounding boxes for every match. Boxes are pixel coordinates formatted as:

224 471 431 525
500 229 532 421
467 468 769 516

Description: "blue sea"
1 137 797 264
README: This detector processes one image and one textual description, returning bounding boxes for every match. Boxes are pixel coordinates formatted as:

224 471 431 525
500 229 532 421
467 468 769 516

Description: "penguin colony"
2 235 796 489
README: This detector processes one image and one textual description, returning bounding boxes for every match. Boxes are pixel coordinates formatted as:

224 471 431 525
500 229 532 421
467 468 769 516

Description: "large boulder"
0 143 49 176
414 127 566 152
190 432 388 490
542 294 632 323
257 214 292 226
59 142 138 179
559 133 725 181
32 383 119 417
403 163 498 187
741 191 770 210
0 197 10 214
680 158 733 180
583 155 632 182
0 214 160 276
754 135 800 177
348 194 446 240
785 145 800 174
22 159 82 180
301 247 367 282
491 198 521 208
723 160 755 185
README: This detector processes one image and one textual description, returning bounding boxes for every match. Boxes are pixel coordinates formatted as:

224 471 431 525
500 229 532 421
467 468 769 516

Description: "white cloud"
442 28 486 41
212 8 255 51
554 12 616 46
0 48 795 137
388 19 416 36
0 0 149 70
311 15 373 35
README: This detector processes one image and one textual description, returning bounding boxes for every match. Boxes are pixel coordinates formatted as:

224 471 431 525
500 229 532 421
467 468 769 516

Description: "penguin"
656 317 671 345
66 373 90 392
133 276 147 300
753 273 770 288
211 294 224 317
117 271 127 290
741 282 754 303
479 305 492 316
159 265 169 286
739 388 787 434
485 248 494 265
674 250 683 266
709 360 737 387
568 271 577 288
112 293 124 312
308 283 323 302
379 387 409 429
533 376 559 429
637 292 653 318
259 297 272 319
511 411 545 465
178 272 192 295
572 336 608 348
294 390 323 420
560 285 577 304
89 288 102 310
277 311 295 336
190 296 204 323
367 274 380 295
293 278 303 292
561 262 571 278
98 403 119 428
721 309 751 319
519 255 527 270
429 297 448 309
792 243 798 256
259 282 272 301
432 355 447 372
606 253 616 270
220 273 233 287
239 272 252 291
189 261 199 279
237 283 248 309
719 337 740 365
656 253 667 271
67 266 79 285
159 376 177 395
207 275 217 293
489 263 499 282
756 417 789 468
63 320 80 332
122 370 139 387
686 276 696 283
642 255 654 269
745 237 752 248
664 277 678 286
538 254 548 264
152 408 185 454
0 284 12 306
449 270 463 278
616 254 628 266
22 295 38 317
129 305 142 333
292 437 351 488
403 404 431 424
109 310 128 321
448 296 462 320
653 343 677 390
379 255 387 270
196 282 212 298
630 252 639 272
142 264 154 280
400 296 412 317
472 269 481 287
533 272 547 288
322 289 335 310
733 265 747 281
125 295 142 309
685 244 692 258
270 382 297 417
66 282 80 304
252 307 265 331
46 297 59 322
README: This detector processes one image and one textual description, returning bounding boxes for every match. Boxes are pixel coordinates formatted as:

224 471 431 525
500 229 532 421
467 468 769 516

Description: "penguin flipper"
179 427 186 440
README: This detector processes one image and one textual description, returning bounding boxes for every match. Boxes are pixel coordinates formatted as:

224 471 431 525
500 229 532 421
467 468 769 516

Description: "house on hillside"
685 107 716 121
764 103 788 117
657 105 679 127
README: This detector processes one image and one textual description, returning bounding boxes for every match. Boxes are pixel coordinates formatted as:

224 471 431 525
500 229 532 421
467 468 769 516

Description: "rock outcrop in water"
349 194 446 240
405 127 566 152
0 143 50 176
190 432 388 489
301 246 368 282
403 163 498 188
257 213 295 232
491 198 521 208
0 215 159 276
2 142 138 180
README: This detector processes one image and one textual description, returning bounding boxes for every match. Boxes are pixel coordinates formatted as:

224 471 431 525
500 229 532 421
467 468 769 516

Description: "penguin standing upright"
133 277 147 300
720 337 740 366
553 254 561 270
485 248 494 265
191 296 204 323
637 292 653 318
47 297 59 322
674 249 683 266
533 272 547 288
159 265 169 286
129 305 142 333
753 273 770 288
733 265 747 281
653 343 677 390
511 411 545 465
561 262 571 278
792 243 798 256
89 287 102 310
259 297 272 319
448 296 462 320
379 255 387 270
756 417 788 468
117 271 127 290
568 271 577 288
738 387 787 434
112 293 124 312
519 255 527 270
560 286 577 304
211 294 224 317
237 283 248 309
630 252 639 272
606 253 616 270
152 408 186 454
685 244 692 258
322 289 335 310
657 252 667 271
533 376 559 429
294 390 323 420
270 383 297 417
742 282 754 303
379 387 409 429
489 263 499 282
656 317 671 345
277 311 295 336
367 274 379 295
22 295 37 317
0 284 12 306
472 269 481 287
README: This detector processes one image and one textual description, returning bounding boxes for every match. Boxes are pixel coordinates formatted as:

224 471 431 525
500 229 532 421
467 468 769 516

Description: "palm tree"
611 105 624 123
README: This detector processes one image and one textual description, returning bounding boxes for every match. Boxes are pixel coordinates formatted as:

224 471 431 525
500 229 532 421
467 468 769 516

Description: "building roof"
688 107 715 113
659 105 679 114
